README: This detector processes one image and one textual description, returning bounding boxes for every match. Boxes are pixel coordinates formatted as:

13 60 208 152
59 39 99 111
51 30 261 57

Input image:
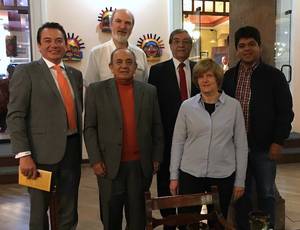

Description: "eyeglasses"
172 39 192 46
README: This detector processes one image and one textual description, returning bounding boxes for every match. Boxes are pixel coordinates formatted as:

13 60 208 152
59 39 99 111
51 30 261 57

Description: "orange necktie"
54 65 77 131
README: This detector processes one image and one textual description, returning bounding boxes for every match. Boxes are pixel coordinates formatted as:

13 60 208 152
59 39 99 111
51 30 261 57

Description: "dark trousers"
178 170 235 229
235 151 276 230
99 160 151 230
28 134 81 230
157 164 177 230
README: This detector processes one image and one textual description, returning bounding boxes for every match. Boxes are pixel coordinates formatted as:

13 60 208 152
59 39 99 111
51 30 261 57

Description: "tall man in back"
148 29 199 230
7 22 83 230
84 8 148 85
222 26 294 229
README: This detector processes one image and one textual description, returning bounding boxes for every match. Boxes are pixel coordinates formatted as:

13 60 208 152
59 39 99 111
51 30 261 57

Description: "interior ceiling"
187 15 229 27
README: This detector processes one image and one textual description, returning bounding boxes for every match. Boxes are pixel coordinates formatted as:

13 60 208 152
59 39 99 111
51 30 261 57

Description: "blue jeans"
235 151 276 229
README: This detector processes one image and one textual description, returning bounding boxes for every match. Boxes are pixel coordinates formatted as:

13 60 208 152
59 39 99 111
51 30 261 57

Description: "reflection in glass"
17 0 29 7
225 2 230 13
195 0 203 12
183 0 192 11
204 1 213 12
3 0 15 6
215 2 224 13
275 0 291 82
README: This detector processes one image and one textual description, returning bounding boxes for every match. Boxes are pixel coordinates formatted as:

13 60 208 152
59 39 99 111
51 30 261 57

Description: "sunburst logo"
137 33 164 62
98 7 115 33
63 33 85 62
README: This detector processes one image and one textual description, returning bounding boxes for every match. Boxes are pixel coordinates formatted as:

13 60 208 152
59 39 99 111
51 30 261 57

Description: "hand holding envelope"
19 167 52 192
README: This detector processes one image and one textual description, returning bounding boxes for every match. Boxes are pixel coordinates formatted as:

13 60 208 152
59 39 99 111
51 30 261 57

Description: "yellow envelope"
18 168 52 192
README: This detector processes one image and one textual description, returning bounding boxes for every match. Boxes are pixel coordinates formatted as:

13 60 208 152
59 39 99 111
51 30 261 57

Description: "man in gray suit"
7 22 83 230
84 48 163 230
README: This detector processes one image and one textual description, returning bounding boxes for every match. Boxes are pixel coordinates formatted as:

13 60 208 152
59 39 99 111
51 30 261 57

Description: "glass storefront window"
195 0 203 11
204 1 213 12
183 0 193 11
182 0 229 69
275 0 292 83
0 3 31 132
225 2 230 13
17 0 28 7
215 1 224 13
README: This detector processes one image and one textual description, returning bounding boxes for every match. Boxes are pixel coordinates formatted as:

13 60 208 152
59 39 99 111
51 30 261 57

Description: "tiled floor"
0 163 300 229
276 163 300 229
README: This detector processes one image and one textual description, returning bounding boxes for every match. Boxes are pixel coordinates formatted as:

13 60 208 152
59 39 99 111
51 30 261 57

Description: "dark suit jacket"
148 59 199 167
84 78 164 179
7 58 83 164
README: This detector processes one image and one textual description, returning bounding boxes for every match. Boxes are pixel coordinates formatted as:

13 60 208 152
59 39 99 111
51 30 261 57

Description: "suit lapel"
107 79 122 123
167 59 181 97
37 59 63 102
133 81 144 127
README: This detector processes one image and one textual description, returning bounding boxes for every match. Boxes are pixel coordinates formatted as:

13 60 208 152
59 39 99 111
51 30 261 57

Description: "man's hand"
152 161 160 175
232 186 245 201
269 143 283 161
169 179 179 196
92 161 106 177
19 155 38 179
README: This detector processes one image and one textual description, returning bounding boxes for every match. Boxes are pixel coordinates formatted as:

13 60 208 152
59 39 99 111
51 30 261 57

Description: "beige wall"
34 0 172 72
229 0 276 66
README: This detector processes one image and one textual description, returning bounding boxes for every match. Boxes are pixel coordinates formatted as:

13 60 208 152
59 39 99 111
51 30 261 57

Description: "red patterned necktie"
54 65 77 131
178 62 188 101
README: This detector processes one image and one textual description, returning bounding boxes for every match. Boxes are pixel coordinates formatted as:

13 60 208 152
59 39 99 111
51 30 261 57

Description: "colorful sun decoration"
63 33 85 62
137 33 164 62
98 7 115 33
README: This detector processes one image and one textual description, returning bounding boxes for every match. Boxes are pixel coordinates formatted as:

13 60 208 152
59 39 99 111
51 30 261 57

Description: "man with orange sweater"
84 48 164 230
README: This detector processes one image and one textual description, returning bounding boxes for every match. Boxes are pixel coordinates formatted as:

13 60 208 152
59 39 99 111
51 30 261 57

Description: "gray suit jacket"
84 78 164 179
7 58 83 164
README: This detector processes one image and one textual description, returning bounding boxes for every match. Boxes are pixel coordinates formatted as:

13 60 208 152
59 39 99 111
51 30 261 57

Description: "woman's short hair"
192 58 224 89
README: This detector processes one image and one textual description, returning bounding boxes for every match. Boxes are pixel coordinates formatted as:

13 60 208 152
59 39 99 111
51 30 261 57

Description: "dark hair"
169 29 192 44
234 26 261 49
109 48 137 65
37 22 67 45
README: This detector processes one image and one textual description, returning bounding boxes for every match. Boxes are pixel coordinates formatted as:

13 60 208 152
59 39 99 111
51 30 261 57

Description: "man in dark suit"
148 29 199 230
7 22 83 230
84 48 163 230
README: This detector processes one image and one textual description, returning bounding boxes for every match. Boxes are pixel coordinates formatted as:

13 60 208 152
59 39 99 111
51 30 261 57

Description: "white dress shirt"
84 39 149 86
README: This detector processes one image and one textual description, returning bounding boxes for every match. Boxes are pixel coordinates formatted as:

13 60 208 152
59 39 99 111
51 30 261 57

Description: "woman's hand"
169 179 179 196
233 186 245 201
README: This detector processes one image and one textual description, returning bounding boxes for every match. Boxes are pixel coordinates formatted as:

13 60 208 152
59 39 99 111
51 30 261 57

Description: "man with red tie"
7 22 83 230
148 29 199 230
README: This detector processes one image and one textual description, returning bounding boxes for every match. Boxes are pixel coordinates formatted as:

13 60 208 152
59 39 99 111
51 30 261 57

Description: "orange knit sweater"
116 80 140 161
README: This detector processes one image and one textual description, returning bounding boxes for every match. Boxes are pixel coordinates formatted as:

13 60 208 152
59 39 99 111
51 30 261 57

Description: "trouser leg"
125 161 149 230
28 188 51 230
57 134 81 230
251 152 276 228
